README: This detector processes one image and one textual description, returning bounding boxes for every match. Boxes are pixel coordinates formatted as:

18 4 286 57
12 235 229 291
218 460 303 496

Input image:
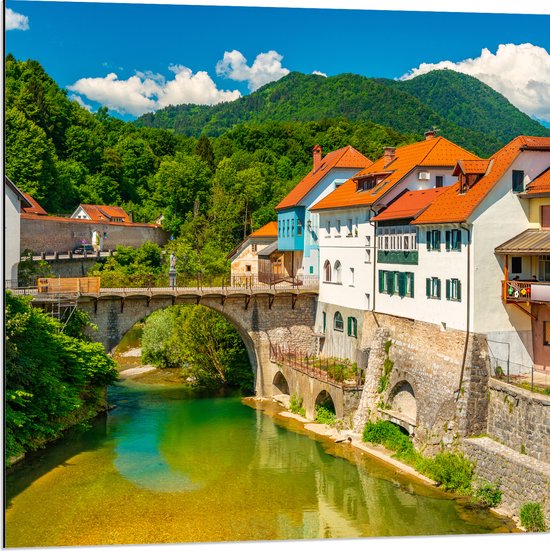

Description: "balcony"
377 249 418 265
502 280 550 303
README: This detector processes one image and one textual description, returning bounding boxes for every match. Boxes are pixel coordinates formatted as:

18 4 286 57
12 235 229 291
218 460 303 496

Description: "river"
5 329 516 546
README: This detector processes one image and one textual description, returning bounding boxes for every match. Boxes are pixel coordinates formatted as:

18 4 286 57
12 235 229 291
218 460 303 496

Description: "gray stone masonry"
462 436 550 524
487 379 550 462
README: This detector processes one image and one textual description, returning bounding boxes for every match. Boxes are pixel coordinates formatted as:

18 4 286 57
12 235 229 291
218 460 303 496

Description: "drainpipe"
456 223 471 401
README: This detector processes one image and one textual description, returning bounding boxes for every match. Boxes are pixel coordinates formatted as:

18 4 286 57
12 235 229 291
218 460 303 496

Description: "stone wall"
21 216 168 254
43 258 99 278
486 379 550 462
353 312 490 449
462 437 550 523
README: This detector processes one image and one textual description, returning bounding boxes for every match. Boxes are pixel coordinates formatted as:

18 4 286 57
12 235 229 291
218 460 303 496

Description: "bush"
289 394 305 417
315 405 336 426
362 420 416 461
472 481 503 508
519 502 547 532
419 452 473 494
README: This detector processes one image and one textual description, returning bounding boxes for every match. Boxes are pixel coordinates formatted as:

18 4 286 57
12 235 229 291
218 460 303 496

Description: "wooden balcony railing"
503 280 550 303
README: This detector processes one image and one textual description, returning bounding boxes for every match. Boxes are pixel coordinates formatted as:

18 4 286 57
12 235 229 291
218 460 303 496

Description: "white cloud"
6 8 29 31
216 50 290 91
401 43 550 123
312 70 328 77
69 94 92 111
68 65 242 117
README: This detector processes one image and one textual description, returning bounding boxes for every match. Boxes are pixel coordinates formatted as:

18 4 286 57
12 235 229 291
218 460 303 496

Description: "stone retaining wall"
486 379 550 462
462 436 550 523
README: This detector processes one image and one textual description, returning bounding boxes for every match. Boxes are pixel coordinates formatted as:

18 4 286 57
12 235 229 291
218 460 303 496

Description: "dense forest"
135 70 550 157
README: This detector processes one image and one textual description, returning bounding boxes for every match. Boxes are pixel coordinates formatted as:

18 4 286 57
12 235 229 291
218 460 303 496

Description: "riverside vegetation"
5 292 118 464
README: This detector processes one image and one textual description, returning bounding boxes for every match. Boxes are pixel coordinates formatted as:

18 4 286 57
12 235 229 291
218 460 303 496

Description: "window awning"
495 229 550 255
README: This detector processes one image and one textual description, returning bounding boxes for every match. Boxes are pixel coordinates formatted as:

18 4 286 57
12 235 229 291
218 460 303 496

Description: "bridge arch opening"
315 390 336 414
389 380 417 423
272 371 290 395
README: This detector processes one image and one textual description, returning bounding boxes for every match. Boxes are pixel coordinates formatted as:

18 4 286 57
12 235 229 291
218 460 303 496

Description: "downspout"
456 223 471 400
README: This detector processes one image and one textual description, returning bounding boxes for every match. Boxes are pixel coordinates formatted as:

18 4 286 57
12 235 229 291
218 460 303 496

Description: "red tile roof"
21 213 160 228
453 159 491 176
276 146 371 210
22 193 48 216
525 167 550 196
371 188 446 222
78 204 130 222
311 136 479 212
414 136 550 225
249 221 278 238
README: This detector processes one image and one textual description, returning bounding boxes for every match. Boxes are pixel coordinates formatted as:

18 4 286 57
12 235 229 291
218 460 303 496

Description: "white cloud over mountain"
312 70 328 77
68 65 242 117
216 50 290 91
6 8 29 31
401 43 550 123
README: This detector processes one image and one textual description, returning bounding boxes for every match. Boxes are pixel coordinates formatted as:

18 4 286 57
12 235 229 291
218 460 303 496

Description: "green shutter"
347 316 351 336
434 230 441 250
455 230 462 250
445 230 451 251
427 230 432 251
457 280 462 301
426 277 431 297
398 272 406 297
409 272 414 298
387 272 395 295
437 278 441 299
379 270 385 293
446 279 451 300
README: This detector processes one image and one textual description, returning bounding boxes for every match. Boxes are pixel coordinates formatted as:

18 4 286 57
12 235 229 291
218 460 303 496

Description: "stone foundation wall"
462 437 550 523
486 379 550 462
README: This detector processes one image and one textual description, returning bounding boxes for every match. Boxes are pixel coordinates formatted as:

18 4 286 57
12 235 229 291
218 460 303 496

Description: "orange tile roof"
414 136 550 225
525 167 550 196
453 159 491 176
249 221 278 238
311 136 479 212
21 213 161 228
276 146 371 210
371 188 447 222
79 204 130 222
22 193 48 215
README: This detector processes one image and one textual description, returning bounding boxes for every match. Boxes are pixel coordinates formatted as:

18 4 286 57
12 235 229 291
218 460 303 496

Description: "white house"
309 133 479 362
5 177 32 285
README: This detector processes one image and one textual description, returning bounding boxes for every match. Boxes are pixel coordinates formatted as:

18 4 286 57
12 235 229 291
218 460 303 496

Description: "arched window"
334 311 344 332
324 260 332 282
334 260 342 283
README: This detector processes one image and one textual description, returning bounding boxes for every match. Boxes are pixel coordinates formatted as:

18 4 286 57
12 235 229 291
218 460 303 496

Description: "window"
324 260 332 282
245 265 252 272
297 219 303 236
539 255 550 282
542 206 550 229
446 278 462 301
251 243 257 253
326 220 331 237
365 248 371 263
379 270 396 295
445 229 462 251
511 257 522 274
349 267 355 286
512 170 525 193
291 219 295 237
346 219 353 236
336 220 342 236
426 229 441 251
334 261 342 283
435 175 444 188
544 321 550 346
309 265 314 274
395 272 415 298
322 312 327 334
347 317 358 338
334 311 344 332
426 277 441 299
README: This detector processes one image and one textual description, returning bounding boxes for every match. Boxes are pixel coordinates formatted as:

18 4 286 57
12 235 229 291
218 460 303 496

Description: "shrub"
289 394 305 417
419 452 473 494
519 502 547 532
362 420 416 462
315 405 336 426
472 481 503 508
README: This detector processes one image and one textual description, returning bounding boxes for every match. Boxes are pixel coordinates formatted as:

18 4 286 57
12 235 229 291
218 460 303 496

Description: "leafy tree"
195 135 216 171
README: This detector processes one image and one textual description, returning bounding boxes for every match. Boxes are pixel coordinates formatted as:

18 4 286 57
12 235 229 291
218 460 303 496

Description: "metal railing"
270 343 363 390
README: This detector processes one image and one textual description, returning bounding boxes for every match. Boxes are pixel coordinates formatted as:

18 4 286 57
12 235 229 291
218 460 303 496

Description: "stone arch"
272 371 290 395
389 380 417 423
315 389 336 414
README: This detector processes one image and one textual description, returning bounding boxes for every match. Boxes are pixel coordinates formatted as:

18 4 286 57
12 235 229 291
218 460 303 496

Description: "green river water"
5 330 516 546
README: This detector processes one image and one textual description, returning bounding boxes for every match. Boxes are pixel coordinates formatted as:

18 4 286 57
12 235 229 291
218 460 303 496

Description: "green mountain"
135 70 550 157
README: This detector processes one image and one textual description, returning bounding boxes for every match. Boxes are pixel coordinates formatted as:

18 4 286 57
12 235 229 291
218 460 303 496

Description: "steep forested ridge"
135 70 550 157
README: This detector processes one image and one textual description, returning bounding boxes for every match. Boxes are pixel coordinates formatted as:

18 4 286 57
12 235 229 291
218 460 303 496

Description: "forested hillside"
5 56 415 277
135 71 550 157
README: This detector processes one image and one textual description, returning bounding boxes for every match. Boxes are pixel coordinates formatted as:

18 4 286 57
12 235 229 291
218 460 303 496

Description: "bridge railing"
270 344 363 390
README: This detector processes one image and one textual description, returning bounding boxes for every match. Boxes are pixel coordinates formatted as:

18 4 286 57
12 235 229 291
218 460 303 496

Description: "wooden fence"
37 277 101 294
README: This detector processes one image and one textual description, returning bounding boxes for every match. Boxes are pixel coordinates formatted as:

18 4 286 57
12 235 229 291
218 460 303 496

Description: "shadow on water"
5 412 110 507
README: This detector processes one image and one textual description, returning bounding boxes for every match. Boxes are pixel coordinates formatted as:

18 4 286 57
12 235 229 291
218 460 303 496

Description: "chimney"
313 145 322 172
383 147 396 167
425 130 436 141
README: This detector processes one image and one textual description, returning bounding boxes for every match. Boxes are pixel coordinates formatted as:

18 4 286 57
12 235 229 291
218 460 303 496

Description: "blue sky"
6 1 550 123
